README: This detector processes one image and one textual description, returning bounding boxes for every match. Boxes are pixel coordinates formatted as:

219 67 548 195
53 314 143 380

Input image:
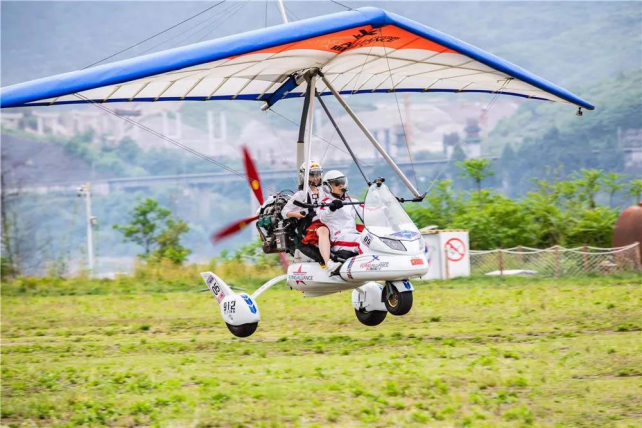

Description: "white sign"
420 230 470 280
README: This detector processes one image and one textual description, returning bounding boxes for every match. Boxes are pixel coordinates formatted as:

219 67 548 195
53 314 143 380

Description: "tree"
574 169 602 209
628 179 642 205
113 198 190 263
601 172 626 207
1 167 19 276
565 207 618 248
151 218 191 264
406 180 461 228
113 198 169 256
117 136 141 162
456 158 494 198
450 194 539 249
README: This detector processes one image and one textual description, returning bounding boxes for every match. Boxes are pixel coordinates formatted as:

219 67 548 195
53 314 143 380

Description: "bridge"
7 157 472 196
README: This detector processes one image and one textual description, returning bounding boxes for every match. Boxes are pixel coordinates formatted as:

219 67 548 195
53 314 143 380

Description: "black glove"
329 199 344 212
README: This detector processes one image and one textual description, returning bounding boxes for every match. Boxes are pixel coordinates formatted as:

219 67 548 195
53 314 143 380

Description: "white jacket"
281 188 325 222
318 193 363 236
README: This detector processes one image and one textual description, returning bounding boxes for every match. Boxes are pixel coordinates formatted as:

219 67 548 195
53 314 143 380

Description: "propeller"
211 214 260 243
211 145 264 244
242 145 264 205
211 146 290 270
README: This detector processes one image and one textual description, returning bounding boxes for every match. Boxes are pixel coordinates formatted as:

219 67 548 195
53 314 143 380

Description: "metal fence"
470 243 641 277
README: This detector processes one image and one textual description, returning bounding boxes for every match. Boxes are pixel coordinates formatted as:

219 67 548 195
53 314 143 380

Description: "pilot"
281 161 340 271
318 170 363 255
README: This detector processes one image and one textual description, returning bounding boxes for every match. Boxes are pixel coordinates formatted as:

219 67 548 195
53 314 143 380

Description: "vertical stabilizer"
200 272 234 305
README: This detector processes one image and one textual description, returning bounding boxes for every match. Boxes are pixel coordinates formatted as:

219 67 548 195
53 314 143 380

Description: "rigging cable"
316 43 378 183
82 1 226 69
379 28 419 190
164 2 244 50
73 93 280 194
330 0 353 11
422 77 513 194
265 110 299 188
139 1 242 55
318 42 377 167
273 42 378 170
191 0 253 45
478 77 513 124
284 4 301 21
266 108 375 169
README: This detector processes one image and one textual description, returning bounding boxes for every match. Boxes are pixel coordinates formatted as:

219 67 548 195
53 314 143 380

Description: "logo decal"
391 230 420 240
346 257 356 279
359 255 389 271
288 265 313 285
331 29 400 53
363 234 372 246
206 275 225 303
411 257 424 266
241 294 257 314
223 300 236 315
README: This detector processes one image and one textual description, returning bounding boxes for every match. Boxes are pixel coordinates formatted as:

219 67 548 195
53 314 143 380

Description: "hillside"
488 71 642 155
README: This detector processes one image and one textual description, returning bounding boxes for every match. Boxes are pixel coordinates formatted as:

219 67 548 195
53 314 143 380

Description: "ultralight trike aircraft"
1 4 593 337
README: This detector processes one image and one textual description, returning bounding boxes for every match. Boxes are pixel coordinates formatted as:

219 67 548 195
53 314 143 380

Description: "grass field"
2 274 641 427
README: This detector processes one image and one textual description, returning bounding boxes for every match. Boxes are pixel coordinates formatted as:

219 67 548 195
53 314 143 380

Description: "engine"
256 193 297 255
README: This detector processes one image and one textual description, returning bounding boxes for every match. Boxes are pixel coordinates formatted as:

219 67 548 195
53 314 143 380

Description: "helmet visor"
328 176 347 186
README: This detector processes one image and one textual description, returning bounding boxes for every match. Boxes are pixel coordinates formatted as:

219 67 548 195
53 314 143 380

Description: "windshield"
363 183 420 241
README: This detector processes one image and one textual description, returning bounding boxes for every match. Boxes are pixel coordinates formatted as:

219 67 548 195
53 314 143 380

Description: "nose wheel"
355 309 387 326
226 322 258 338
383 284 413 316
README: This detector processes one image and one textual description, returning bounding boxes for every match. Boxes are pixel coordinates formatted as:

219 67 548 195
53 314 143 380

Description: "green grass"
2 275 641 427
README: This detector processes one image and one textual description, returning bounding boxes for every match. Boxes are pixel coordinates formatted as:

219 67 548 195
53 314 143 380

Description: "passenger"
281 161 340 271
319 170 363 254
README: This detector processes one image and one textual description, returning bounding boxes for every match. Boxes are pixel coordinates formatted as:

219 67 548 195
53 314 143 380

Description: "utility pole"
77 182 96 272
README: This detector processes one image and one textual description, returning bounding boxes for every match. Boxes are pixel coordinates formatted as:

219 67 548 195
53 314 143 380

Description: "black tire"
383 285 413 316
226 322 258 338
355 309 387 326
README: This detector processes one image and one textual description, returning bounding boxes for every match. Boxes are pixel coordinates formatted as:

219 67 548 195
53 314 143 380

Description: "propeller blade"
211 215 259 244
278 253 290 272
242 145 264 205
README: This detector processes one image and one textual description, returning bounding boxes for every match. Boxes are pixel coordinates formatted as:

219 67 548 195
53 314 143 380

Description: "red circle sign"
445 238 466 262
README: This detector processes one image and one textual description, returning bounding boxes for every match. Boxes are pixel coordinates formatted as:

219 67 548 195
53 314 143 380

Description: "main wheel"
226 322 258 338
355 309 387 326
383 285 413 316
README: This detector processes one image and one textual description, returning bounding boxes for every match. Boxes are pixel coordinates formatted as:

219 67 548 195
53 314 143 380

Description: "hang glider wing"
0 7 594 110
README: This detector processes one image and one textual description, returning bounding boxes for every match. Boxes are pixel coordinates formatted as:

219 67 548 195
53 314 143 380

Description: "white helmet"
299 160 323 187
323 170 347 187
